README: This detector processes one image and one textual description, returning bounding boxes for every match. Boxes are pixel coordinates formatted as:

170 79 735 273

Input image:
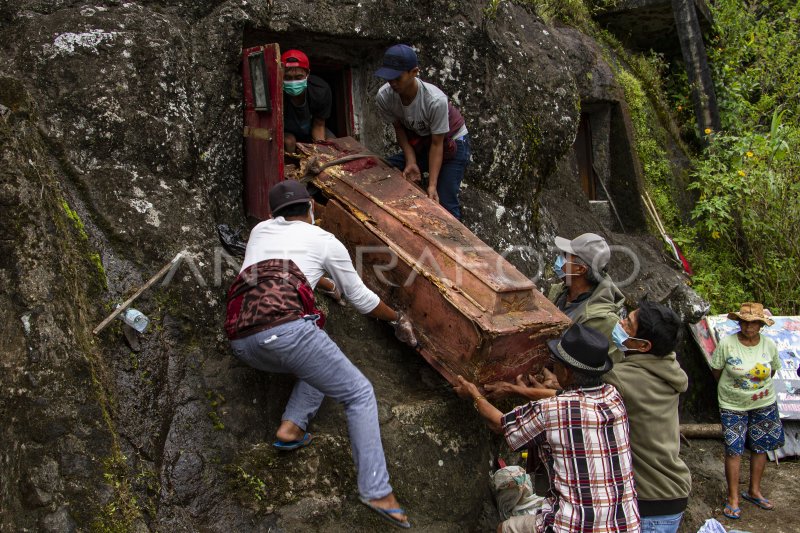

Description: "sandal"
272 432 314 451
742 491 774 510
723 503 741 519
359 497 412 529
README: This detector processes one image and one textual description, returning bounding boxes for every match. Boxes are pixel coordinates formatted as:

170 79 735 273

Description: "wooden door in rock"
242 43 283 222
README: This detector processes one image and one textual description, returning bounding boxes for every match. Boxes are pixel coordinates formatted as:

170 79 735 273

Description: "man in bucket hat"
375 44 470 220
226 180 416 528
454 323 640 533
485 299 691 531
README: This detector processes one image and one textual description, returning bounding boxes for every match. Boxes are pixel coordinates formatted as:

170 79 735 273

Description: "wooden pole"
679 423 722 439
92 251 185 335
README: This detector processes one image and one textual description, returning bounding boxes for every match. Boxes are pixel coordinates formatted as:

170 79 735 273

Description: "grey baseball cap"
554 232 611 271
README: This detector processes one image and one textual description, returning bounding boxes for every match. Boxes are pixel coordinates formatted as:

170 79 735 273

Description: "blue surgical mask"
612 322 631 350
612 322 649 352
553 255 567 279
283 78 307 96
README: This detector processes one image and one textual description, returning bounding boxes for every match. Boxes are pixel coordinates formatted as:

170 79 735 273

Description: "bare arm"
426 133 445 201
453 376 504 433
317 277 335 292
311 117 327 142
485 373 557 401
366 300 399 322
392 122 421 182
712 368 722 382
516 386 557 401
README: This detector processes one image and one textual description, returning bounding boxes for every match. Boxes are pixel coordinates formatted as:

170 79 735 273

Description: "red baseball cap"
281 49 310 71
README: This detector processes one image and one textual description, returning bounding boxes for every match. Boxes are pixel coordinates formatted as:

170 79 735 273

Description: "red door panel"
242 43 283 221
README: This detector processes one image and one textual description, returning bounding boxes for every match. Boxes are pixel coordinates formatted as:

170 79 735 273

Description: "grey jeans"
230 318 392 500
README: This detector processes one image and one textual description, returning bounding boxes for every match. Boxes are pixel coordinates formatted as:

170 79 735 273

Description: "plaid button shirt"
502 384 641 533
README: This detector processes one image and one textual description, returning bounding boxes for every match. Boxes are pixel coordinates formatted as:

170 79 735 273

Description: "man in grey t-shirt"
375 44 470 220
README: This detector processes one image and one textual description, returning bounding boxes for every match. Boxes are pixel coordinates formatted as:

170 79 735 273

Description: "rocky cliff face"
0 1 703 531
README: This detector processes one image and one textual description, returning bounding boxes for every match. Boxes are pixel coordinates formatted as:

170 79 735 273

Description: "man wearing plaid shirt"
455 323 641 533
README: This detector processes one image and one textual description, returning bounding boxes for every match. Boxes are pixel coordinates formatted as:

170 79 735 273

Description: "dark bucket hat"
547 323 613 376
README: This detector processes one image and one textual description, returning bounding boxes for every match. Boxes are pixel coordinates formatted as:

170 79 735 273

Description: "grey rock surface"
1 1 705 531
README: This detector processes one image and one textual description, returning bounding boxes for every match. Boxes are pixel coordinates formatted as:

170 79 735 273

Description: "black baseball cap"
268 180 311 214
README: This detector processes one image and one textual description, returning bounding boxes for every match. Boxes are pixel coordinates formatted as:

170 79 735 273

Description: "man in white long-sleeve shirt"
226 180 415 529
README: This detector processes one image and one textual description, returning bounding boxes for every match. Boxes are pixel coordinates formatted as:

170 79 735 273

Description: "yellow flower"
712 231 721 239
738 170 746 176
704 128 712 134
746 151 754 157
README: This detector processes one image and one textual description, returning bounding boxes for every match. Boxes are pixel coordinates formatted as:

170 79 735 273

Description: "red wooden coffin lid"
298 138 570 384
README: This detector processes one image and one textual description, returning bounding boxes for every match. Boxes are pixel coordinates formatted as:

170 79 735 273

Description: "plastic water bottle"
118 307 150 333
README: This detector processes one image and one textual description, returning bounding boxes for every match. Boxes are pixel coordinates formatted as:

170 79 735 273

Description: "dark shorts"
720 402 785 455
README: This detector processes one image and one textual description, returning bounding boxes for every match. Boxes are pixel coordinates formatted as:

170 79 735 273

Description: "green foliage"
484 0 503 18
206 390 226 430
679 1 800 313
484 0 594 27
532 0 592 26
707 1 800 131
526 0 618 25
61 197 107 288
235 466 268 502
61 198 88 241
614 63 681 234
685 111 800 313
91 454 141 532
587 0 619 12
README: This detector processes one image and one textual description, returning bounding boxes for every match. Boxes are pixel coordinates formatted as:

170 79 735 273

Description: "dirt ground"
679 439 800 533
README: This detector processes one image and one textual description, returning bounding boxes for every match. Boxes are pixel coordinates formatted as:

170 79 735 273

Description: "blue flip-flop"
272 432 313 451
742 491 774 510
359 497 411 529
723 503 741 519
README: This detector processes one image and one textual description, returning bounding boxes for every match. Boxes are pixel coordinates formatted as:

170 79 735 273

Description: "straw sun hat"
727 302 774 327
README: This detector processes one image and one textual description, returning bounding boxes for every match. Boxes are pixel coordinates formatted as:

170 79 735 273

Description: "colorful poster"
690 316 800 420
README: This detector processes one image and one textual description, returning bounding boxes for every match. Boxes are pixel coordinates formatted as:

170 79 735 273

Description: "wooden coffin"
299 137 570 386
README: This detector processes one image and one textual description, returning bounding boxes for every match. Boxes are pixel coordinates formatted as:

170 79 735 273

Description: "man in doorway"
375 44 470 220
281 49 333 153
226 180 416 528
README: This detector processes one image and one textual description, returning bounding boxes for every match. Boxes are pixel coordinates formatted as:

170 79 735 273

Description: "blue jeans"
387 134 471 220
641 512 683 533
230 318 392 500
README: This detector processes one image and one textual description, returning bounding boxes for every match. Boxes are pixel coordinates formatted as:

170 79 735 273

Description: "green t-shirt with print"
711 333 782 411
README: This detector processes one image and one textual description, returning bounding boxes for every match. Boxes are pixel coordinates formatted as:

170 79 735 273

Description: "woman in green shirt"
711 302 784 520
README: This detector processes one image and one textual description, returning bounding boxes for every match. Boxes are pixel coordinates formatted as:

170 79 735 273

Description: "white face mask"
309 202 315 225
